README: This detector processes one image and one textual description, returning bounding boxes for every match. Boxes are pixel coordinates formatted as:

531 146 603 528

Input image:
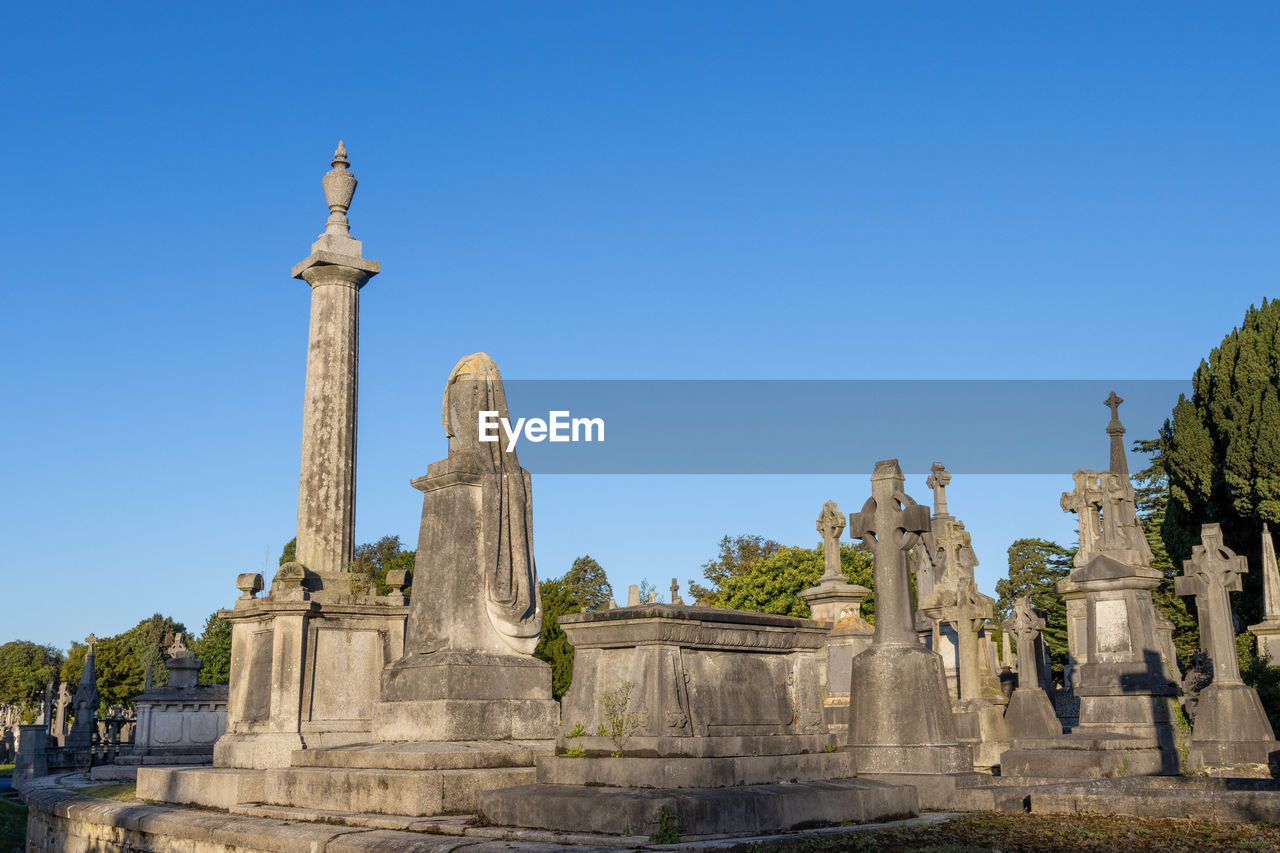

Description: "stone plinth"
213 594 408 769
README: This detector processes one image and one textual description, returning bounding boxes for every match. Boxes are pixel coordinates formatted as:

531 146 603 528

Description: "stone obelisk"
289 141 379 596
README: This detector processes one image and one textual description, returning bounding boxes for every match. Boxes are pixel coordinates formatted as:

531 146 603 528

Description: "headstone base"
1000 732 1178 778
953 699 1009 770
1187 682 1280 769
1004 687 1063 738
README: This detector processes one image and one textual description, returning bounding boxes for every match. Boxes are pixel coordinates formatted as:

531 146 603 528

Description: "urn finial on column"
322 140 358 238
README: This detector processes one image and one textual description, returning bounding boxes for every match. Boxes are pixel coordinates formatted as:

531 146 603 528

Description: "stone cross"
1006 596 1046 690
1262 524 1280 622
952 578 992 702
1104 391 1129 480
816 501 847 581
670 578 685 606
926 462 952 518
1060 470 1104 566
85 634 97 652
1176 523 1248 685
848 459 931 645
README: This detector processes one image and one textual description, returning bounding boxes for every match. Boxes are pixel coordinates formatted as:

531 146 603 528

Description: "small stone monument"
846 460 970 786
121 634 228 769
800 501 874 739
1247 524 1280 662
1002 597 1062 738
66 635 99 751
1176 524 1280 768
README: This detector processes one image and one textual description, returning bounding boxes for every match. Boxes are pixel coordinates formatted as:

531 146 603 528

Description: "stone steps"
262 765 537 816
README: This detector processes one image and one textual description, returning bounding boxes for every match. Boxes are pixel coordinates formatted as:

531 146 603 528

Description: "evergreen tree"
533 576 582 700
563 555 612 611
1161 298 1280 626
193 613 232 685
279 537 296 566
994 538 1072 680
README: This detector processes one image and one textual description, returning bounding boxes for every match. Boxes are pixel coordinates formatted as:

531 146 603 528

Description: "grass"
74 783 137 802
736 812 1280 852
0 797 26 853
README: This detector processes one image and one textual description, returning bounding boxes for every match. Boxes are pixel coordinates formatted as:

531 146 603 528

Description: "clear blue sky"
4 3 1278 649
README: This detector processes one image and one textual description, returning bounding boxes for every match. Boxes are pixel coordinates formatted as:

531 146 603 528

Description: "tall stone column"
289 141 379 596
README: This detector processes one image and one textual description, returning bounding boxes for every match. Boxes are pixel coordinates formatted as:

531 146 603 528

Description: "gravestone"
845 459 970 787
1247 524 1280 662
66 635 99 751
1176 524 1280 768
1002 597 1062 738
121 633 228 768
800 500 873 740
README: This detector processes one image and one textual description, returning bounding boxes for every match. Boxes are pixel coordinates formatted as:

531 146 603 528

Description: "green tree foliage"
1161 298 1280 626
994 539 1072 680
714 543 875 619
349 535 416 596
689 534 782 606
0 641 63 710
1132 438 1199 668
533 577 582 700
279 537 296 566
1238 632 1280 736
59 615 186 711
563 555 612 611
193 612 232 685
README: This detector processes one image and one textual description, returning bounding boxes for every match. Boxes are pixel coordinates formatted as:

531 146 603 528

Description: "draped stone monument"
372 352 558 742
846 460 970 782
1176 524 1279 768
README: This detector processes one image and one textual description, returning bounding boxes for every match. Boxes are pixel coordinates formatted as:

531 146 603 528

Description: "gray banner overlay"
479 380 1191 474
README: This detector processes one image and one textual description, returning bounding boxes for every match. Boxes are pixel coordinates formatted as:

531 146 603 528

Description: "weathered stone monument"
1002 393 1181 777
118 634 228 769
208 144 409 771
1002 597 1062 738
1247 524 1280 662
800 500 873 740
846 459 970 786
1176 523 1279 768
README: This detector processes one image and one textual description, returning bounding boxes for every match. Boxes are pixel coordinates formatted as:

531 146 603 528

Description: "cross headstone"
670 578 684 606
1006 596 1046 689
848 459 931 645
816 501 847 582
1104 390 1124 421
1060 470 1104 566
952 578 992 702
1176 523 1249 685
85 634 98 652
926 462 952 518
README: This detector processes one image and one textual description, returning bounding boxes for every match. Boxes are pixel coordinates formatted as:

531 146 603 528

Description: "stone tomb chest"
481 604 917 836
557 603 829 754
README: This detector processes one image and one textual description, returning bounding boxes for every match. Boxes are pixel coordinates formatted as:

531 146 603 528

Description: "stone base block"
262 765 535 816
1187 681 1279 770
1000 732 1177 778
536 751 855 788
953 700 1008 771
1189 739 1280 769
846 742 972 776
291 739 551 770
88 765 139 782
379 651 552 701
1028 776 1280 823
371 698 559 742
554 733 834 758
136 767 265 809
1004 687 1063 739
479 779 918 836
214 731 374 770
856 771 986 811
